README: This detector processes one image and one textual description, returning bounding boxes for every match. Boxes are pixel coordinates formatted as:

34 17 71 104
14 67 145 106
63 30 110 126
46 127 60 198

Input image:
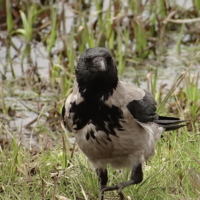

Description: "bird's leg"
96 168 108 200
102 163 143 200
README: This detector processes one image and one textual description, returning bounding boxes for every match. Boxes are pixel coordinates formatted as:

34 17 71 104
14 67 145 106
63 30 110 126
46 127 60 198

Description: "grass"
0 0 200 199
0 118 199 200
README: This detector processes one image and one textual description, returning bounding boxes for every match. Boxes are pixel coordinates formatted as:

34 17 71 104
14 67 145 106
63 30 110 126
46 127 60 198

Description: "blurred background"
0 0 199 199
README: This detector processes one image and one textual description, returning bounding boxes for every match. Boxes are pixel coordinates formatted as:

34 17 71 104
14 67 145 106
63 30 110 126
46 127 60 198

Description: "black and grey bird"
62 47 186 200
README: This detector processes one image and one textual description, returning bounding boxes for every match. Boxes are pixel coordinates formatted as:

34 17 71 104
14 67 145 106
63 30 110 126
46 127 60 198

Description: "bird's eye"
84 57 91 63
79 58 86 63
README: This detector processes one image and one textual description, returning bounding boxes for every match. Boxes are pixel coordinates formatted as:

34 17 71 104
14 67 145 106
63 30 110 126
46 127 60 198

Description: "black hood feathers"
75 47 118 100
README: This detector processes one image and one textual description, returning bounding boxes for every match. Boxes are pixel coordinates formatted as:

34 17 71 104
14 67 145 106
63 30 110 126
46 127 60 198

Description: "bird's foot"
100 189 105 200
102 184 123 192
101 186 125 199
102 181 132 200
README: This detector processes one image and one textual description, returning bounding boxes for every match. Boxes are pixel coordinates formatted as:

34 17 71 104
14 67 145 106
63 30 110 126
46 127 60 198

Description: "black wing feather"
154 116 187 131
126 89 187 130
126 90 158 123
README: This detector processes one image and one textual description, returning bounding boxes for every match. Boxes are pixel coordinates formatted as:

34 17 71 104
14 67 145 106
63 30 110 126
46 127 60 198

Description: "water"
0 0 199 149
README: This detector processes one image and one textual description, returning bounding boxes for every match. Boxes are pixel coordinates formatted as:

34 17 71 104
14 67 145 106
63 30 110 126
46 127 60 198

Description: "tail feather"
160 124 186 131
154 116 187 131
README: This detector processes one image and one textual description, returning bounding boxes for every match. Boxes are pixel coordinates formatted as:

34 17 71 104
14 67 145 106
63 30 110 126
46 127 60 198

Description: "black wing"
126 90 158 123
126 89 186 131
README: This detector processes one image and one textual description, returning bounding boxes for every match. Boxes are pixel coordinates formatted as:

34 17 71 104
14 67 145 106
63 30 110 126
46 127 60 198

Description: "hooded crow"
62 47 186 200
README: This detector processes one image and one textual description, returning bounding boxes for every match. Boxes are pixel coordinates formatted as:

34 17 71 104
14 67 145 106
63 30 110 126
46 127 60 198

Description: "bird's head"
75 47 118 99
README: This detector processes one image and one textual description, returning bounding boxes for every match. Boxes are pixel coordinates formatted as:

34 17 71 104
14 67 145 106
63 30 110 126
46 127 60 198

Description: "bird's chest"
68 100 124 136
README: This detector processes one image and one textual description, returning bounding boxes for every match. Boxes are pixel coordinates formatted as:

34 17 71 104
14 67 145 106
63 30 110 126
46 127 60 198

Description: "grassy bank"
0 0 200 199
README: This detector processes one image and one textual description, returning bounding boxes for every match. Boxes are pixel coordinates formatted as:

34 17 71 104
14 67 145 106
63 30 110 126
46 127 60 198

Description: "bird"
62 47 186 200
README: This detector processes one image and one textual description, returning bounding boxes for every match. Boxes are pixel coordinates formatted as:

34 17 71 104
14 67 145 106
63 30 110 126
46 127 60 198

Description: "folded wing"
126 88 186 131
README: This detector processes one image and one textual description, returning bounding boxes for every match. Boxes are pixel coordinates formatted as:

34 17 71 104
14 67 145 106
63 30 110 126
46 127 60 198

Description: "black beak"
93 57 107 72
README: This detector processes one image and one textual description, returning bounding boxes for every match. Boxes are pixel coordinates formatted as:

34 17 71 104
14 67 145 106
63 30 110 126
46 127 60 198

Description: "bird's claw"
102 183 124 192
102 184 125 200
